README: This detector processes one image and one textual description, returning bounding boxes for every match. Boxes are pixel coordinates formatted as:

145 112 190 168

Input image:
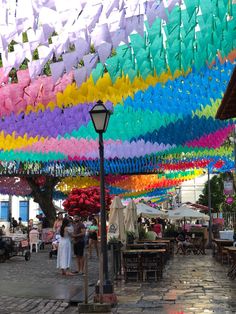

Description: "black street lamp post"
208 167 213 248
89 100 114 295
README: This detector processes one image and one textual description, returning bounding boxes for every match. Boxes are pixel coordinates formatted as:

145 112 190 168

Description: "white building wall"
0 195 63 230
180 174 211 204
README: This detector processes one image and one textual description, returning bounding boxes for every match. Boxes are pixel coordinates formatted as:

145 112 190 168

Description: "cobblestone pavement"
0 245 99 313
0 248 236 313
111 250 236 314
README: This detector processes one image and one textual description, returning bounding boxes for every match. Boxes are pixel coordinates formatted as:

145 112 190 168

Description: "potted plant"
138 226 147 240
126 231 136 244
108 236 121 250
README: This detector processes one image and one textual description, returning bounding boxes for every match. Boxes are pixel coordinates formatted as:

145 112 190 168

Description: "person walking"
88 218 99 258
53 213 63 234
152 218 163 238
57 218 74 276
73 215 86 274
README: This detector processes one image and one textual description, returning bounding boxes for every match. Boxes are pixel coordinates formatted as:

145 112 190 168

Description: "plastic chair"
29 232 40 253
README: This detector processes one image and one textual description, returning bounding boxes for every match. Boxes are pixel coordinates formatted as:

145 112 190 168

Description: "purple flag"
63 51 78 72
98 42 112 64
125 15 144 37
42 23 54 40
50 61 65 83
83 53 98 76
91 23 111 48
156 2 168 21
167 0 182 13
28 60 42 79
75 38 90 60
110 28 128 47
104 0 119 17
74 67 87 87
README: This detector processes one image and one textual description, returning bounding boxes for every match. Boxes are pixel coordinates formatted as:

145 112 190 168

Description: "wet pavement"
112 250 236 314
0 245 98 313
0 247 235 313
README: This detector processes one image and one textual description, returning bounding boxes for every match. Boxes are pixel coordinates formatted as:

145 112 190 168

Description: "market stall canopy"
124 200 139 238
168 205 210 221
136 203 167 218
189 203 216 213
107 196 126 243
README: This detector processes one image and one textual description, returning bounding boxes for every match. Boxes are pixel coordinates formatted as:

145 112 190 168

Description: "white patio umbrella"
136 203 168 218
107 196 126 243
124 200 139 238
167 205 210 221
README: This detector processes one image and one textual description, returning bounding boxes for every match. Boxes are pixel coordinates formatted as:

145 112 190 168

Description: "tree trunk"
26 176 60 227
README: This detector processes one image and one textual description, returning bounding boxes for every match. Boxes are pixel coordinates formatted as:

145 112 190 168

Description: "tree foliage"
198 173 236 212
26 176 60 226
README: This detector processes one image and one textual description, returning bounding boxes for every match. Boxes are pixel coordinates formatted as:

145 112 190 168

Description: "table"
127 243 167 249
124 249 166 253
138 239 173 256
213 239 234 261
8 234 28 241
122 249 166 282
138 239 171 243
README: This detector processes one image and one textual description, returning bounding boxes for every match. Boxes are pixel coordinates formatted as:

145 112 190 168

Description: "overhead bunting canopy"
0 0 235 197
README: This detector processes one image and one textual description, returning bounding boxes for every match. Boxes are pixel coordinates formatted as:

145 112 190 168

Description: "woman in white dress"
57 218 74 276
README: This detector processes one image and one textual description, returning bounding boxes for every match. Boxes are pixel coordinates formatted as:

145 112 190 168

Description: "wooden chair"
191 237 206 255
141 252 163 281
221 248 230 265
123 252 141 282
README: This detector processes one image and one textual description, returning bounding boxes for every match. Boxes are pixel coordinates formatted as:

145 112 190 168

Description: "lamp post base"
94 293 117 306
94 282 117 306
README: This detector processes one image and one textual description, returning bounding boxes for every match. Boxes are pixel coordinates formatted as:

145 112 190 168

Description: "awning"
215 66 236 120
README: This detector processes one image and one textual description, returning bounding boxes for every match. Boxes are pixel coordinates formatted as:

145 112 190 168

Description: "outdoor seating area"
213 239 234 262
122 238 176 282
226 247 236 280
176 233 207 255
212 238 236 280
122 248 166 282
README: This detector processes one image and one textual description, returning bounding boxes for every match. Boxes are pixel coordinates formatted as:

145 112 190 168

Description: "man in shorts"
73 215 86 274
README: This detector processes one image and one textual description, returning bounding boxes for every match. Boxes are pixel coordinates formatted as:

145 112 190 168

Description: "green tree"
198 173 236 212
26 176 60 226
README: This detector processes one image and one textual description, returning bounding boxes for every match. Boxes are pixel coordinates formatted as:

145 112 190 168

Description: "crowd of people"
138 215 167 237
54 214 99 276
0 212 99 276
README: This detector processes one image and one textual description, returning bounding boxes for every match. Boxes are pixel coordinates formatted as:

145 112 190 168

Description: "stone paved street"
112 250 236 314
0 248 235 313
0 246 99 313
